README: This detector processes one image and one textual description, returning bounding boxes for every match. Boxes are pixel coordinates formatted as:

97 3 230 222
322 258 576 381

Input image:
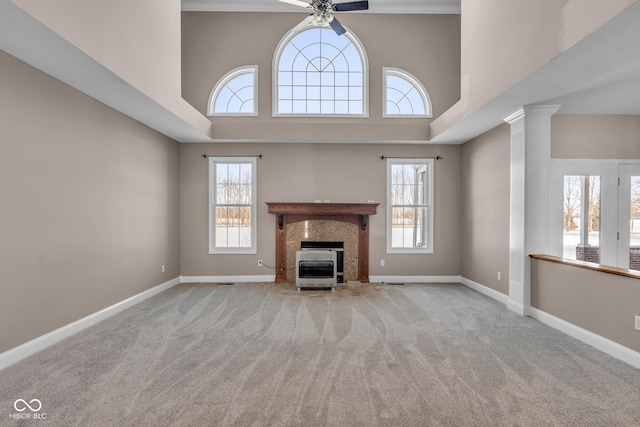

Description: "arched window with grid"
383 67 432 118
208 66 258 116
273 25 368 116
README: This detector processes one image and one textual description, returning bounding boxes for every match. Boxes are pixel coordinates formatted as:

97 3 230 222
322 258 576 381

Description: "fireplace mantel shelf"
266 202 379 216
266 202 379 283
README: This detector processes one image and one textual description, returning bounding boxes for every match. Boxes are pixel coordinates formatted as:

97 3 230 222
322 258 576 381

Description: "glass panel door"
562 175 600 262
617 165 640 270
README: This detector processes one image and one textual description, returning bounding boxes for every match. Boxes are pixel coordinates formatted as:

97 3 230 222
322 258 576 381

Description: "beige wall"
0 50 180 352
461 0 636 111
552 115 640 159
461 124 510 294
181 12 461 142
431 0 638 138
180 143 462 278
10 0 208 135
531 258 640 353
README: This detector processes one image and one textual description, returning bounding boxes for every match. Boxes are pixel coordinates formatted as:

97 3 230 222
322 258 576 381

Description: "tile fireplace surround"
266 202 379 283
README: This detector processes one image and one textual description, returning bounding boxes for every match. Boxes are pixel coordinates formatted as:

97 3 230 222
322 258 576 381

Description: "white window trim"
208 156 258 254
386 158 434 254
207 65 258 117
382 67 432 118
549 159 621 266
272 23 369 118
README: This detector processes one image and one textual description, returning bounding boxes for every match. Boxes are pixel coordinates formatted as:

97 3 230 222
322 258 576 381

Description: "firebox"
300 241 344 283
295 250 337 291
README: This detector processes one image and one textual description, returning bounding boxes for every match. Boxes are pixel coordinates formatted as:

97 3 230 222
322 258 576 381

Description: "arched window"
208 66 258 116
383 67 432 118
273 25 368 116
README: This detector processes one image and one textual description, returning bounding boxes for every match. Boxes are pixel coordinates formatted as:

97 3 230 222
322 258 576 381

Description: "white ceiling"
181 0 461 14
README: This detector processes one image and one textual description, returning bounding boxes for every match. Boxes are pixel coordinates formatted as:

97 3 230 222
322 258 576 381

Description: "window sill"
387 248 434 255
530 254 640 280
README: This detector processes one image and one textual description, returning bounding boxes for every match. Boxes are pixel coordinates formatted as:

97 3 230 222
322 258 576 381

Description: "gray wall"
531 258 640 353
460 124 510 294
432 0 636 138
542 114 640 354
180 143 462 278
0 50 180 352
181 12 461 142
179 11 464 279
552 115 640 159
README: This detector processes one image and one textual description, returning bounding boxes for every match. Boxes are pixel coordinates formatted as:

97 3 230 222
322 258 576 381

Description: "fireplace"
266 202 379 283
301 241 344 283
295 250 337 291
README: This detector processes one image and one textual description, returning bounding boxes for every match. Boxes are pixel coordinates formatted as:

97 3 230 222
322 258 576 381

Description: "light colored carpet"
1 282 639 426
264 280 382 297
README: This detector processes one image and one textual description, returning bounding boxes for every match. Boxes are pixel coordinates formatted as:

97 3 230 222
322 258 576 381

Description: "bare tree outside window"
630 177 640 234
562 175 600 260
209 158 257 253
388 159 432 252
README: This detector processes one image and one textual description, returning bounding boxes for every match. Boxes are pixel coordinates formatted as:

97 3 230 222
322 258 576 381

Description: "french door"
617 164 640 270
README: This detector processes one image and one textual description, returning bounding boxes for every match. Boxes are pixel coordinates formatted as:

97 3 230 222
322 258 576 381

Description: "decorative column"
504 105 560 316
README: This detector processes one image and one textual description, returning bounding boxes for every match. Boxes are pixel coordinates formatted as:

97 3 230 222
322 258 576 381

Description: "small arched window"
273 25 368 116
383 67 432 118
208 66 258 116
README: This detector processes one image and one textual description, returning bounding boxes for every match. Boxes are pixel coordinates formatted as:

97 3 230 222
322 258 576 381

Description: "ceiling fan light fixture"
312 9 333 25
284 0 366 36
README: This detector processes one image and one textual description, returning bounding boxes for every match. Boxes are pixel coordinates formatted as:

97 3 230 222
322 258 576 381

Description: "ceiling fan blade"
278 0 311 8
329 16 347 36
333 0 369 12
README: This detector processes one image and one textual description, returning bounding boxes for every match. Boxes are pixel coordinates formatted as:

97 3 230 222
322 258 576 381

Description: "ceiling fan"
279 0 369 36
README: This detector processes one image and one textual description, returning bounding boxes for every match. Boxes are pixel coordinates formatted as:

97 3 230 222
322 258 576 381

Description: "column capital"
504 105 561 124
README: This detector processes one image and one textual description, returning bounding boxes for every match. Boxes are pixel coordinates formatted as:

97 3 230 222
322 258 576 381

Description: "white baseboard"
185 275 459 284
0 276 181 371
459 276 640 370
370 275 461 283
180 275 276 283
506 299 528 316
529 307 640 370
459 277 509 304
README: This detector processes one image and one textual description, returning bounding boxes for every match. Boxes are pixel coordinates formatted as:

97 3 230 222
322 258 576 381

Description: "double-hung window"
209 157 257 254
387 158 434 253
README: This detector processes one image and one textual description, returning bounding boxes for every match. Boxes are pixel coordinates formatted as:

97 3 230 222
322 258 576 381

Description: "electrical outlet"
380 259 385 267
368 200 375 204
635 315 640 331
497 271 501 281
161 265 165 273
258 260 263 267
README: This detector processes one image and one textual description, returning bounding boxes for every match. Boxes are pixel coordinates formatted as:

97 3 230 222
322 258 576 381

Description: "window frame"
550 159 619 266
272 24 369 118
386 158 434 254
560 174 602 261
208 156 258 254
382 67 432 118
207 65 258 117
